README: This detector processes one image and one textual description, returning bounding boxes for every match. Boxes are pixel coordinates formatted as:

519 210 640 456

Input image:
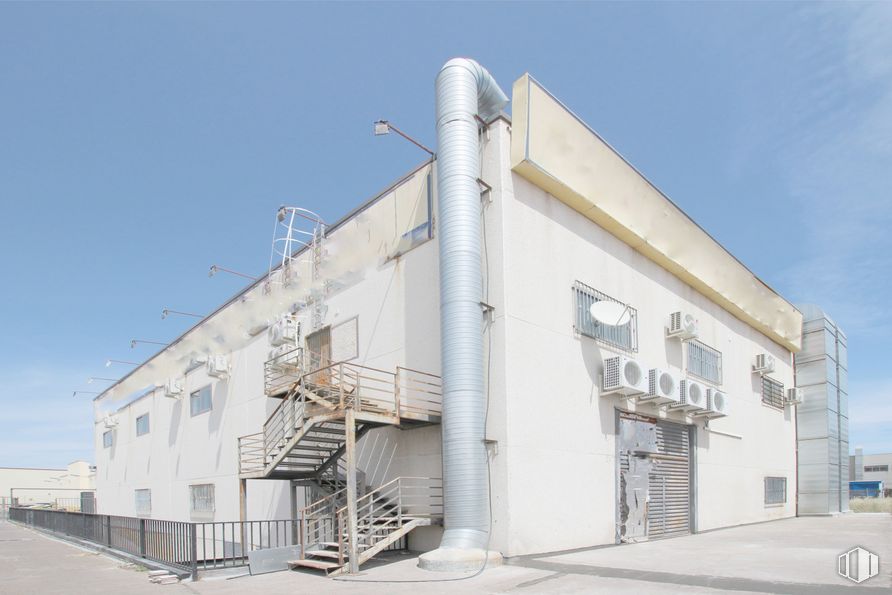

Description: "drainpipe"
419 58 507 572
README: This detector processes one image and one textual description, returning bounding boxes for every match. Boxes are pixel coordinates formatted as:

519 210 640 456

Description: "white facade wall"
481 119 796 556
94 168 445 535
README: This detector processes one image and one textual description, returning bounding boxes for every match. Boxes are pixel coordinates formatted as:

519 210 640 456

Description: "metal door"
618 412 692 542
305 326 332 385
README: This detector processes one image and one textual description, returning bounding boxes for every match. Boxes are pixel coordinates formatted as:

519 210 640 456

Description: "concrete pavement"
2 514 890 594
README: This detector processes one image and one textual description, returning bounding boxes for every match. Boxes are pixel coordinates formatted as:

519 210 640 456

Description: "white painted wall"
93 172 444 529
481 118 797 556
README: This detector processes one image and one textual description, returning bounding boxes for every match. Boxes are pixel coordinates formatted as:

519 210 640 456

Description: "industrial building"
92 60 805 574
1 461 96 513
850 447 892 497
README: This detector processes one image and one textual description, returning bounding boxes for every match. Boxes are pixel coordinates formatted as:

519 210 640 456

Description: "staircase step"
306 549 343 560
288 559 342 572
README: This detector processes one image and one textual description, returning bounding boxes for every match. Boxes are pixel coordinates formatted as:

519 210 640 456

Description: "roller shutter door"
648 421 691 539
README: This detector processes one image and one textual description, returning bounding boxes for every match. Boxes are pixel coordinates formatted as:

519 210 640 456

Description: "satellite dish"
589 301 631 326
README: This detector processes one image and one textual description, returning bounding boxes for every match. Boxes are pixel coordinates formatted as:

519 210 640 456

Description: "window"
135 413 150 436
190 484 215 516
865 465 889 473
686 340 723 384
761 376 785 410
572 281 638 352
102 431 113 448
190 386 212 417
764 477 787 505
135 489 151 515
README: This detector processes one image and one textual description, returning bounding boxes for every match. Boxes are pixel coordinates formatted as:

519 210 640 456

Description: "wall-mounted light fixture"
208 265 257 280
130 339 167 349
161 308 204 320
106 359 138 367
373 120 435 157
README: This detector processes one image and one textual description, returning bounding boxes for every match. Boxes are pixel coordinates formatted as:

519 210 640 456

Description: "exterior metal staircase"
239 361 442 481
237 358 443 575
290 476 443 575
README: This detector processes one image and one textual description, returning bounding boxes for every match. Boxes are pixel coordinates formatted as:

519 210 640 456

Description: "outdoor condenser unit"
640 368 681 405
103 414 119 429
164 379 183 399
753 353 776 375
694 388 730 419
207 355 230 378
670 378 707 412
666 311 699 340
269 315 299 347
601 355 648 397
785 387 804 406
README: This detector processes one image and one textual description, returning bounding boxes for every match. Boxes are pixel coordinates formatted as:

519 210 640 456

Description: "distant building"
849 448 892 496
92 62 805 572
1 461 96 511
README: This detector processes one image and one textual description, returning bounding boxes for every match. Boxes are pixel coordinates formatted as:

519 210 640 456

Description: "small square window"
135 489 151 516
190 386 212 417
190 484 215 518
136 413 150 436
103 430 113 448
764 477 786 505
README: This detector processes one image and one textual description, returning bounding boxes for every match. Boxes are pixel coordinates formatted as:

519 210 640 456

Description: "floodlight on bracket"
373 120 435 157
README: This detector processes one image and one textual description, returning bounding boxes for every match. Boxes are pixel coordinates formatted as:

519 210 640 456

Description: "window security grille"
764 477 786 504
135 413 150 436
761 376 785 409
190 484 215 513
573 281 638 352
135 489 151 515
686 340 723 384
190 386 212 417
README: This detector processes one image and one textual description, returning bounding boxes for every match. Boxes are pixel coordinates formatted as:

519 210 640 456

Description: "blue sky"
1 2 889 467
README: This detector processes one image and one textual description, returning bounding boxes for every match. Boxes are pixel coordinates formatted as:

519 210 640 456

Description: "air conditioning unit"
695 388 730 419
785 387 804 406
164 379 183 399
667 311 699 340
103 414 119 429
670 378 707 412
268 344 298 370
640 368 680 405
207 355 230 378
601 356 647 397
753 353 776 375
269 315 299 347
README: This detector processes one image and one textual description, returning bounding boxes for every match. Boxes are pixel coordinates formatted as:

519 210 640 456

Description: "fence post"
106 515 112 547
190 523 198 581
139 518 147 558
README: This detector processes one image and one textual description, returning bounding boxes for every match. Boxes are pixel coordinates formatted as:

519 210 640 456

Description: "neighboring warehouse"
90 60 807 575
850 447 892 497
1 461 96 514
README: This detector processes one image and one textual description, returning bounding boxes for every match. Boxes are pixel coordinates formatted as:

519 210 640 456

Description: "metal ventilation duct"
433 58 507 554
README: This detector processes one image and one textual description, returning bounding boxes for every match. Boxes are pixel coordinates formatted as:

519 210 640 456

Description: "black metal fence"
9 507 298 579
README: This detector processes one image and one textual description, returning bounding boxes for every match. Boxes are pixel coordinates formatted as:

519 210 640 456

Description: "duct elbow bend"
438 58 509 122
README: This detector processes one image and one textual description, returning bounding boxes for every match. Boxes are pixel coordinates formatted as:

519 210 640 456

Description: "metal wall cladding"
798 409 832 440
794 306 849 515
796 357 837 388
